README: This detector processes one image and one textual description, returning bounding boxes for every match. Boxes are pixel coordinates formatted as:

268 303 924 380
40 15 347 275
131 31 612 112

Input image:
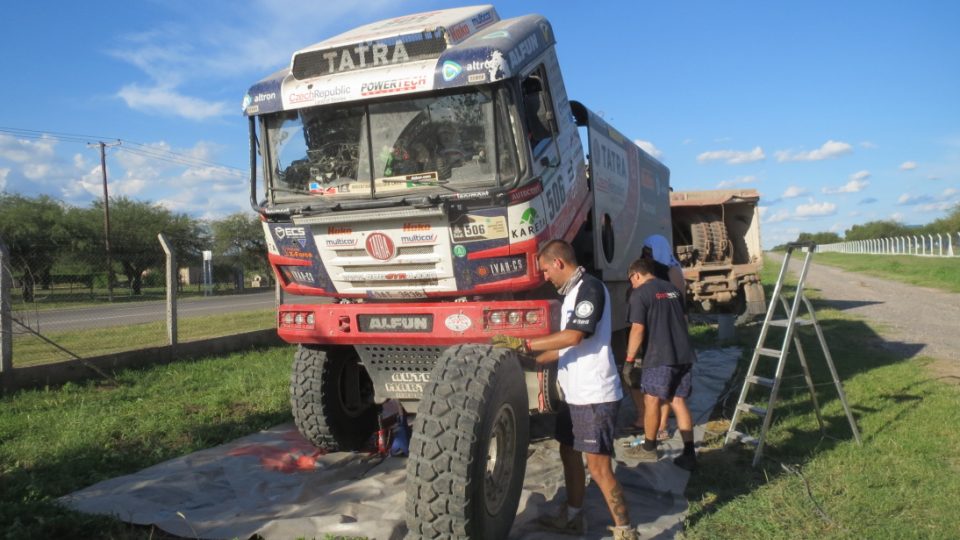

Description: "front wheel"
290 345 378 451
405 345 530 539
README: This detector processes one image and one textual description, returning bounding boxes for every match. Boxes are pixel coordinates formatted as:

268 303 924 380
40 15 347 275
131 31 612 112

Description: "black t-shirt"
627 278 697 368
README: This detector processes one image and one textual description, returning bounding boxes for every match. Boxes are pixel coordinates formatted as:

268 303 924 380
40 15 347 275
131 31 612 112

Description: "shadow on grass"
1 407 290 539
682 307 927 531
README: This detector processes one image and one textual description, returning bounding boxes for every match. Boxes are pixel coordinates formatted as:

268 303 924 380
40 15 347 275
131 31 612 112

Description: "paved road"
768 251 960 370
14 291 327 333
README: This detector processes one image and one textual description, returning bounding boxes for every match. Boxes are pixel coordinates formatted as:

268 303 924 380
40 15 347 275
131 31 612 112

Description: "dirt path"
768 251 960 382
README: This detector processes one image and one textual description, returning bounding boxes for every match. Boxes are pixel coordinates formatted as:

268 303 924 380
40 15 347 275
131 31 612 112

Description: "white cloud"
697 146 765 165
823 170 870 193
890 212 905 222
117 84 230 120
764 209 791 223
944 188 958 197
717 175 757 188
634 139 662 159
0 133 57 163
783 185 807 198
899 161 918 171
860 141 877 149
795 201 837 218
775 140 853 162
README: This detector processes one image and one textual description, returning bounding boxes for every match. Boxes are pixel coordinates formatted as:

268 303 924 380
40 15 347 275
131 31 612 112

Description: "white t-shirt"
556 273 623 405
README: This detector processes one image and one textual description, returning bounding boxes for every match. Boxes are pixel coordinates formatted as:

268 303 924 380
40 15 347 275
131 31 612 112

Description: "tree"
0 194 74 301
844 220 911 241
924 203 960 234
82 198 207 295
208 212 271 289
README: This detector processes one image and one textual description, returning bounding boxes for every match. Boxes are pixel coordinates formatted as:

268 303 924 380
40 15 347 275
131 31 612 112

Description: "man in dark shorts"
493 239 637 539
622 257 698 471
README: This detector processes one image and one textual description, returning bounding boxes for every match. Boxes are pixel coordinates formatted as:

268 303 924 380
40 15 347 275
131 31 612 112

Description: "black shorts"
555 401 619 456
641 364 693 401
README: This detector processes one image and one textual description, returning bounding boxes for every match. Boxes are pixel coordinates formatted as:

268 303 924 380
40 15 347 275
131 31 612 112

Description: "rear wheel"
406 344 529 539
290 345 378 451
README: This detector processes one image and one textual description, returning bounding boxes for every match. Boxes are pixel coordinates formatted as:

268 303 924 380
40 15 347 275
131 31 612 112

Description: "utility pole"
88 141 121 302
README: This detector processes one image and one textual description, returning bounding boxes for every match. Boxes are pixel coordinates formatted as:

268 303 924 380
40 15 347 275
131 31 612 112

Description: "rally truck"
670 188 765 322
242 6 669 537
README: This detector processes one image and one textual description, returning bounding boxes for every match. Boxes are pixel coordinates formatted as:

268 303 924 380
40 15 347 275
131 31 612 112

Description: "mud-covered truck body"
242 6 669 536
670 188 765 319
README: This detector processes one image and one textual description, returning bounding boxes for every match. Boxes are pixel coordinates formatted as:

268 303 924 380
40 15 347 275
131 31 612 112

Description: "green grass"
13 309 275 367
11 285 270 312
811 252 960 293
680 258 960 539
0 346 293 538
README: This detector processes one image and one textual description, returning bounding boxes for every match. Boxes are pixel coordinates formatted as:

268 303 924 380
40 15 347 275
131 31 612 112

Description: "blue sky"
1 1 957 248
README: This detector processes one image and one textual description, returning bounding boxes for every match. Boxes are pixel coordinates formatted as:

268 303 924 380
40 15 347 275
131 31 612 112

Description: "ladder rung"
726 430 759 446
737 403 768 417
757 347 782 358
746 375 775 388
769 318 813 327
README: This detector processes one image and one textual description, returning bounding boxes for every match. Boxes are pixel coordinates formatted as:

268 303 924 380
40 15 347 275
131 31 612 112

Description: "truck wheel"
406 344 529 539
290 345 377 451
690 213 730 263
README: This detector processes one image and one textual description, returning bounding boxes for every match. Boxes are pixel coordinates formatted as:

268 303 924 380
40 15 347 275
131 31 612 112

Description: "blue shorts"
641 364 693 401
555 401 619 456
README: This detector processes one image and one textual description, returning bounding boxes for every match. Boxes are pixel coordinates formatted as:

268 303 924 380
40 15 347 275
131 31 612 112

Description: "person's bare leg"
630 387 645 428
560 444 586 508
671 396 694 444
643 393 662 443
659 402 670 437
585 453 630 527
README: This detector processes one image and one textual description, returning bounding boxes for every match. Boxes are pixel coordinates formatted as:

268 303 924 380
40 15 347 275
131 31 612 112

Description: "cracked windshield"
266 89 516 201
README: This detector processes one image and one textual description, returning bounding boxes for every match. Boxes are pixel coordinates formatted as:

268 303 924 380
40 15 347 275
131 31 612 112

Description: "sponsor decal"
444 313 472 332
361 75 428 97
358 314 433 332
290 270 316 283
367 290 427 299
403 222 431 232
262 222 279 255
400 232 437 245
508 181 543 203
511 207 546 239
448 23 470 42
385 273 407 280
467 73 486 83
325 237 357 248
287 85 350 104
575 301 594 318
328 226 352 235
476 256 525 280
274 226 306 240
294 37 436 77
282 247 313 259
241 94 252 111
454 190 490 200
365 232 396 260
471 11 494 29
481 30 510 40
451 214 508 243
453 245 467 258
442 60 463 82
309 182 350 195
508 33 540 70
655 291 681 300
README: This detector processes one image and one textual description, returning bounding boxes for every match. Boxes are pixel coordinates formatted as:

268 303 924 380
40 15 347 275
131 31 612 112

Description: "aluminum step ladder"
725 242 862 466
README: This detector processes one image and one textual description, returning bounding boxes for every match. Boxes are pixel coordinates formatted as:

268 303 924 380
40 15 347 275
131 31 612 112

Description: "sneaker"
606 525 639 540
623 444 659 462
673 452 697 471
536 505 585 535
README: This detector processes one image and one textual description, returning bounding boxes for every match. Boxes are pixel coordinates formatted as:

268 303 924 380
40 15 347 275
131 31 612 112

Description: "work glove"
491 334 528 353
621 359 639 387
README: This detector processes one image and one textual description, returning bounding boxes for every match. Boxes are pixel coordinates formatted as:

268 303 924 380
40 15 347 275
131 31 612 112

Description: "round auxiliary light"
282 313 294 325
306 313 315 325
294 313 305 325
524 310 540 324
489 311 505 325
507 311 522 324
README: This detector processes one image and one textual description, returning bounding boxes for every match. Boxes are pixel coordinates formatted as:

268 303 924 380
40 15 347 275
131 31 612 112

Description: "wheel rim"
483 403 517 515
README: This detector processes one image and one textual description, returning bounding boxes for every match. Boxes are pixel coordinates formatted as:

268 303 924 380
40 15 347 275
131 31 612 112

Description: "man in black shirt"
621 257 698 470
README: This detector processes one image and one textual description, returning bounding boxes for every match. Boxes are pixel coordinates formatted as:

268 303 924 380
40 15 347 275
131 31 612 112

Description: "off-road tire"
690 213 730 264
290 345 377 451
405 344 529 539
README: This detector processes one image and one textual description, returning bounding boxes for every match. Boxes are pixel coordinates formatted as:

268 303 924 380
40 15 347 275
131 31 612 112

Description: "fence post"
157 234 177 347
1 241 13 392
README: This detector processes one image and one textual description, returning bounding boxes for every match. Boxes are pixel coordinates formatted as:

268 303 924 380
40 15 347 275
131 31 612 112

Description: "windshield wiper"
381 177 450 186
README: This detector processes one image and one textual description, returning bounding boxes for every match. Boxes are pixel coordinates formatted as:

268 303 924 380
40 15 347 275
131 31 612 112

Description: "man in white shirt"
493 240 636 540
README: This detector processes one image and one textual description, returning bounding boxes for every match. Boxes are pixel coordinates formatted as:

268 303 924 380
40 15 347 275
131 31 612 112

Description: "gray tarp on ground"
60 347 740 539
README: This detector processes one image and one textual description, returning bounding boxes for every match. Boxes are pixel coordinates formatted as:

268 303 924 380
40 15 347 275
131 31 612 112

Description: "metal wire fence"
0 236 276 369
817 231 960 257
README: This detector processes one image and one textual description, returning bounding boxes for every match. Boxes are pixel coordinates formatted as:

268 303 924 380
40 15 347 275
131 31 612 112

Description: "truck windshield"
264 88 516 202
